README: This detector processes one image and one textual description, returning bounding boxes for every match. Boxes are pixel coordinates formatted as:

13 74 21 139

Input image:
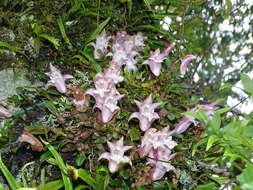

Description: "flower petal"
139 118 151 131
108 161 119 173
180 54 196 76
129 112 140 121
63 74 74 80
174 117 194 134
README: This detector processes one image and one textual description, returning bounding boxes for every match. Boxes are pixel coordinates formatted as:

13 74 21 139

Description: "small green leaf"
74 185 91 190
206 135 220 151
95 167 110 190
86 17 111 44
241 74 253 95
34 37 41 54
136 185 145 190
198 105 208 121
192 138 208 156
237 164 253 190
68 0 88 14
0 184 5 190
209 113 221 131
57 17 72 46
0 154 21 190
216 107 231 114
195 182 218 190
38 34 60 47
143 0 151 10
38 180 64 190
44 101 59 116
127 0 132 16
77 169 96 189
219 83 233 90
225 0 232 12
75 154 86 167
40 151 53 162
0 41 26 56
81 48 102 73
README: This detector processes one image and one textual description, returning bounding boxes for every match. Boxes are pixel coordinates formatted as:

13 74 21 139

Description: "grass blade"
57 17 72 46
0 154 21 190
0 41 26 56
41 139 73 190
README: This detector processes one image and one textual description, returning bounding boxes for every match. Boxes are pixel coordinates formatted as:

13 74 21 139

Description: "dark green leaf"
57 17 72 46
0 154 21 190
86 17 111 44
0 41 26 56
44 101 59 116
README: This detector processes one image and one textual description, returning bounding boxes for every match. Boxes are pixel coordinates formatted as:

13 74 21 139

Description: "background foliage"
0 0 253 189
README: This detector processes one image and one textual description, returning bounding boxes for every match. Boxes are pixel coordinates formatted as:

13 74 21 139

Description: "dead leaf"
19 131 43 152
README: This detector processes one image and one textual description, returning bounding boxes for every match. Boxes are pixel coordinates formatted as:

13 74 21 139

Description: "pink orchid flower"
85 72 124 123
90 30 111 59
108 31 147 71
142 44 173 77
103 62 124 84
174 104 217 134
95 91 124 123
180 54 196 76
0 105 12 118
99 137 132 173
109 43 138 71
129 95 162 131
139 127 177 158
86 72 117 98
45 64 73 93
147 148 176 181
133 32 147 50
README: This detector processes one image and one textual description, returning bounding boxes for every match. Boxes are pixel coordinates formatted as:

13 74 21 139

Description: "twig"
190 39 216 79
230 95 250 112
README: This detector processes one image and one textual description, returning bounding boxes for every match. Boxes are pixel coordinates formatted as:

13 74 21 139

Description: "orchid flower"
109 44 138 71
71 86 89 111
174 104 217 134
108 31 147 71
45 64 73 93
133 32 147 50
142 44 173 77
139 127 177 158
86 72 117 98
129 95 162 131
138 127 177 181
147 148 176 181
99 137 132 173
180 54 196 76
85 72 124 123
0 105 12 118
90 30 111 59
104 62 124 84
95 91 124 123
